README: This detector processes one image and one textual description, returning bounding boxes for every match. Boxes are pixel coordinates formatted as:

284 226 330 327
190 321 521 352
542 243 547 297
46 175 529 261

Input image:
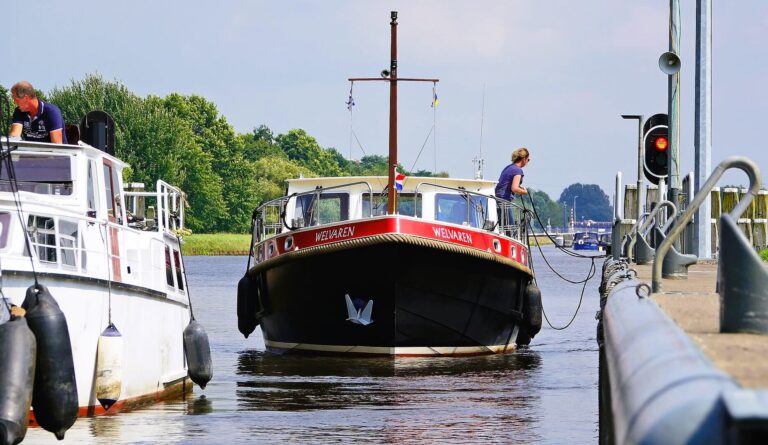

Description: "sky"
2 1 767 202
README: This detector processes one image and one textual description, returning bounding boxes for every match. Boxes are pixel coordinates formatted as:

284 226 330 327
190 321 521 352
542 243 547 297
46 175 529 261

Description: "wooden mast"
348 11 438 214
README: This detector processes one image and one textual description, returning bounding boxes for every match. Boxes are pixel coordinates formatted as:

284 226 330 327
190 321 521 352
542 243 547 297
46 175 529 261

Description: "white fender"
95 323 123 410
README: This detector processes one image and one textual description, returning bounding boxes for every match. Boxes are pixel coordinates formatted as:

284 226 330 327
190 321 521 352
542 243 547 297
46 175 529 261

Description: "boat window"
27 215 56 263
0 154 73 195
362 193 421 217
165 246 175 287
173 249 184 291
295 193 349 226
58 219 78 268
435 193 488 228
103 163 124 225
87 161 97 214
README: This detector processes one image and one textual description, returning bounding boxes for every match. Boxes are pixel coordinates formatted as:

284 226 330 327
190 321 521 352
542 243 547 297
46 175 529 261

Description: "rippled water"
25 246 602 444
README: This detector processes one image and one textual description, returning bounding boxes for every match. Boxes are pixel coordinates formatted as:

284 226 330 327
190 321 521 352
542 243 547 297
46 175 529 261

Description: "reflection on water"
24 250 599 444
235 350 542 413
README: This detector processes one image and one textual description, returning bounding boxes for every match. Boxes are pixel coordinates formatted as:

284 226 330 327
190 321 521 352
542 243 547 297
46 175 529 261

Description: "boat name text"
432 227 472 244
316 226 356 242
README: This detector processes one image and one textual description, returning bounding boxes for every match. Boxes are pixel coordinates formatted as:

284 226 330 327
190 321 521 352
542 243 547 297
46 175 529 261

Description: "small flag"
431 86 439 108
346 82 355 111
395 169 406 191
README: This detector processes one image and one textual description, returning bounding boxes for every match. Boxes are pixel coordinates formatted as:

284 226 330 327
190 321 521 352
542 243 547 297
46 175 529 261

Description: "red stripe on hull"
28 377 192 426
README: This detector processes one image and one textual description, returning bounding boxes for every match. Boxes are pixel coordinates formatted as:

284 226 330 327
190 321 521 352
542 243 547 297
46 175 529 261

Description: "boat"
0 116 198 429
572 232 600 251
236 11 542 357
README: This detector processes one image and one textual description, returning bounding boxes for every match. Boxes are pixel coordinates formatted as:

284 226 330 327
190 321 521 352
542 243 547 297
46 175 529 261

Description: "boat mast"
349 11 439 214
388 11 398 214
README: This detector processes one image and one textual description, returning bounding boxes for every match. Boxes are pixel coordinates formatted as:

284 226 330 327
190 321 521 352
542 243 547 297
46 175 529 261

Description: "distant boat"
235 12 543 357
572 232 600 251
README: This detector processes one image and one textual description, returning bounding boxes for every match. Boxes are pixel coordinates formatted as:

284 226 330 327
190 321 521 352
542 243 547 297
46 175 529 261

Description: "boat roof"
286 175 497 191
4 139 127 170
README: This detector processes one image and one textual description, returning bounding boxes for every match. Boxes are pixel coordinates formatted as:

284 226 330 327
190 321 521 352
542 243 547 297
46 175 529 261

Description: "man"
495 147 531 233
9 81 67 144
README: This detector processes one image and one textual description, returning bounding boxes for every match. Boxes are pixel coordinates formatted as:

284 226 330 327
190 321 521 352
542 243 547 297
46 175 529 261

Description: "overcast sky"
2 1 766 201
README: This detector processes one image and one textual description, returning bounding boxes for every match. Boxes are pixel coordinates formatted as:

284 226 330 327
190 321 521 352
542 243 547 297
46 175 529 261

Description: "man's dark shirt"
12 100 68 143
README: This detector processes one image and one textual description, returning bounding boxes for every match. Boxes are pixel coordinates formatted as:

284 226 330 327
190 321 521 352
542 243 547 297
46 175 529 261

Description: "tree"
48 75 227 232
525 189 565 230
558 183 612 222
276 129 347 176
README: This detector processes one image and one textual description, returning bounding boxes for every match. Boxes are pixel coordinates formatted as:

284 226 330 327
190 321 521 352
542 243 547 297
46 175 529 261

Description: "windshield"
0 154 73 195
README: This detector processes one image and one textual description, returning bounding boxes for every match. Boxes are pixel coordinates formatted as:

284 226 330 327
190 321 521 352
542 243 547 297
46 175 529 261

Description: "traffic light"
643 113 669 184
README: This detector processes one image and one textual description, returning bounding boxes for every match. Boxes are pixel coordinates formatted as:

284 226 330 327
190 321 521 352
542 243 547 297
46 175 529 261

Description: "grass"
181 233 251 256
761 249 768 262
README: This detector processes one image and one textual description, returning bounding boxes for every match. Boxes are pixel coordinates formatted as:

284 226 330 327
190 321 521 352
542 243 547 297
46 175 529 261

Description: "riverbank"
181 233 250 256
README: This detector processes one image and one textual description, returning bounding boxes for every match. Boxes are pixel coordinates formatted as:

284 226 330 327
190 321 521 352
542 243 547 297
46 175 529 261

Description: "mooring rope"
521 194 603 330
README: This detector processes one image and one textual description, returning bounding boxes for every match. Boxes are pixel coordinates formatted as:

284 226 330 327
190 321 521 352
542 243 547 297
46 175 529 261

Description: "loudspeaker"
658 51 681 75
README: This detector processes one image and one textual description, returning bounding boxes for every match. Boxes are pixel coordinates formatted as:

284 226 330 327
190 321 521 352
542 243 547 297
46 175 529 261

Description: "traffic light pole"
667 0 681 206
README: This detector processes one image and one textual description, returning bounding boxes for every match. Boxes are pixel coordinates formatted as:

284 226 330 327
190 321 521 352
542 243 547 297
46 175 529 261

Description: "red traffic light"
654 136 669 151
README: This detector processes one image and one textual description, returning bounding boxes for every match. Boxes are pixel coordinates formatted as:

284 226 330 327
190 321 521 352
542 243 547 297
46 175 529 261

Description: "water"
25 246 602 444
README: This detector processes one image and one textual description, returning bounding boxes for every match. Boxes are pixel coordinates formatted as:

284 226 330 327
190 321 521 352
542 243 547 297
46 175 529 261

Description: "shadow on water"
234 349 542 412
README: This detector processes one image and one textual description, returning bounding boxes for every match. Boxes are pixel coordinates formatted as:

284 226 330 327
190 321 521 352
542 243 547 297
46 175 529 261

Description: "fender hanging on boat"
94 323 124 411
21 284 78 440
183 319 212 389
516 282 543 346
237 275 259 338
0 311 36 445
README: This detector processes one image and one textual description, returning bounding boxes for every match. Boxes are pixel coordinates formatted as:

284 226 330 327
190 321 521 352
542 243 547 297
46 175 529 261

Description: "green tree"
524 189 565 230
0 84 13 135
558 183 612 222
48 74 227 232
155 94 258 232
240 125 285 162
276 129 347 176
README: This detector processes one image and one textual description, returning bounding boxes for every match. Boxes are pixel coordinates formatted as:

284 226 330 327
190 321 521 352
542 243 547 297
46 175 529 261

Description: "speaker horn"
658 51 681 75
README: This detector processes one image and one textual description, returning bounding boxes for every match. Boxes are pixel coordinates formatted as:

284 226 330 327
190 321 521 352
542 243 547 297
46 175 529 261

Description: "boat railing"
253 181 374 242
414 182 528 242
124 180 186 233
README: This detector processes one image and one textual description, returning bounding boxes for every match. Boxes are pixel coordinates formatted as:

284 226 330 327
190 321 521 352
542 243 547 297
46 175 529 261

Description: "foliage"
760 248 768 262
524 189 565 230
276 129 347 176
0 85 13 134
558 183 612 222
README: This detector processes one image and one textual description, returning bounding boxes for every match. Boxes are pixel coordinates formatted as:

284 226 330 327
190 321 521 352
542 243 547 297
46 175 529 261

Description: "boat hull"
3 270 191 417
249 238 529 356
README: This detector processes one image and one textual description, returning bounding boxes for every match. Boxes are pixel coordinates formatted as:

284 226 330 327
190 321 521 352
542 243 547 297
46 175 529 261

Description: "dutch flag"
395 169 406 191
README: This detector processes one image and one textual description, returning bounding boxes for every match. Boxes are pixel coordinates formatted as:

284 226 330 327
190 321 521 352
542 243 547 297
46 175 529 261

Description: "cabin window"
103 163 124 225
0 154 72 195
58 220 78 268
435 193 488 228
165 246 175 287
173 249 184 291
27 215 56 262
362 193 421 217
87 161 97 214
295 193 349 226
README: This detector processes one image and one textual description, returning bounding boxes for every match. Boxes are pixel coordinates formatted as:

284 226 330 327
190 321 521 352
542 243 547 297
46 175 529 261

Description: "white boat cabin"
0 140 188 300
255 175 527 243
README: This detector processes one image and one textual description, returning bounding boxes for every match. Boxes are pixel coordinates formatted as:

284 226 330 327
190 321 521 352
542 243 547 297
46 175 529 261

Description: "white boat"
0 136 193 420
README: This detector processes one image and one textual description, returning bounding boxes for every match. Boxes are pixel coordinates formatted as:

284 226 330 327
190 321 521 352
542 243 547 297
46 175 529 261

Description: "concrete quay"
633 262 768 389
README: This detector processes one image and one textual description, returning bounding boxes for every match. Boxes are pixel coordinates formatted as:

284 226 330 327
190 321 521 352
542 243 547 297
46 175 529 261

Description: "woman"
494 147 531 231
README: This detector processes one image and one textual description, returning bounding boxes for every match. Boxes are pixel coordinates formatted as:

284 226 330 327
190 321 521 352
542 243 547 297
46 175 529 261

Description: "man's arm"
49 129 63 144
9 123 22 137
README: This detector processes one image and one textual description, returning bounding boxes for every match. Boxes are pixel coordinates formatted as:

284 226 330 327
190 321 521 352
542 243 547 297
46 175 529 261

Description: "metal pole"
668 0 681 205
694 0 712 259
387 11 398 215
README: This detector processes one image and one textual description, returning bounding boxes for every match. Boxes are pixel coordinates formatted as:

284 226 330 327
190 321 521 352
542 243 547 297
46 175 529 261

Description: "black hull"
246 239 531 356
